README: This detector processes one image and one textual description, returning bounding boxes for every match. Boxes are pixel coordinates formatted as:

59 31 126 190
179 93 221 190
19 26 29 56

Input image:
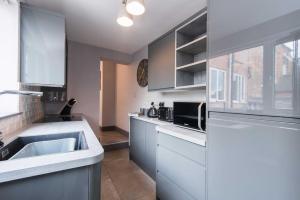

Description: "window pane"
232 46 263 110
210 69 217 100
232 74 238 101
274 41 294 110
218 71 225 101
209 55 229 109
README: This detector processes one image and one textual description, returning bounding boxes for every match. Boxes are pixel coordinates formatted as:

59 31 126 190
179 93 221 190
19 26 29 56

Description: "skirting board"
100 126 129 137
102 142 129 152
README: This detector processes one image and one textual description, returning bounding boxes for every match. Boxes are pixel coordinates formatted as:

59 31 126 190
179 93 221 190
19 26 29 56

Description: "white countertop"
156 125 206 146
129 114 206 146
128 114 172 126
0 116 104 183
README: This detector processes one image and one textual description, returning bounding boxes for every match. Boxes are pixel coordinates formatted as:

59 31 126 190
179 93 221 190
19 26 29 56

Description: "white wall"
67 41 132 134
100 60 116 127
115 47 206 131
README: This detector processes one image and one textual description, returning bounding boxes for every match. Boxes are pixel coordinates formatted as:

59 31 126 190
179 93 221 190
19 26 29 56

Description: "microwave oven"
173 102 206 132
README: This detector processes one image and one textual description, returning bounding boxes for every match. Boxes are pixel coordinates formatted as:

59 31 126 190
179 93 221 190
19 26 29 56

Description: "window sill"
0 112 23 120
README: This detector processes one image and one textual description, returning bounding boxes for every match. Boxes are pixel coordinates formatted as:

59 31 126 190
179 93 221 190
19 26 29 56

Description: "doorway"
99 60 128 151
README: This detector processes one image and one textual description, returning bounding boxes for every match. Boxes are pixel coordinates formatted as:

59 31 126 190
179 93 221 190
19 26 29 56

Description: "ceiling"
23 0 206 54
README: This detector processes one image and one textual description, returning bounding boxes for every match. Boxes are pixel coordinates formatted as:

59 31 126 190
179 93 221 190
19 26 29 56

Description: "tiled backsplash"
0 86 44 137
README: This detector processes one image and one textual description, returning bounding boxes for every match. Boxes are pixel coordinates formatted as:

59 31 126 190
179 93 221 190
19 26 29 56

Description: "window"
210 68 226 102
0 2 20 117
274 40 297 110
232 73 246 103
232 46 263 110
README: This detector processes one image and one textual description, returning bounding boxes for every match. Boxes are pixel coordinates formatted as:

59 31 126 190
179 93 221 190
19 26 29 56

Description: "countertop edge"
128 114 172 126
0 115 104 183
156 125 206 147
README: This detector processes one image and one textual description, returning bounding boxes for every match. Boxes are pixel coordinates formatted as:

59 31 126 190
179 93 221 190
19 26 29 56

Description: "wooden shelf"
176 59 206 72
176 34 207 54
175 83 206 90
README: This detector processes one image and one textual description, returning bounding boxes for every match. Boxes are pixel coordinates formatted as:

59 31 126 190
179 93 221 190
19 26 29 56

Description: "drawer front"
157 132 206 165
157 145 206 200
157 172 195 200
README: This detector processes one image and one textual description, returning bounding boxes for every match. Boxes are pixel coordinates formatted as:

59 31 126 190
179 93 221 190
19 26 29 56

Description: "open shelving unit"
175 10 207 89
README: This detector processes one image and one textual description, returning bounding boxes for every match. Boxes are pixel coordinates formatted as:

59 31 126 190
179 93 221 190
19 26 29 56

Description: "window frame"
232 73 246 103
209 67 227 102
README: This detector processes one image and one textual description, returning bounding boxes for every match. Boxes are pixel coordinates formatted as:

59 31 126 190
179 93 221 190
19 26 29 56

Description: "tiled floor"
99 130 128 145
101 148 156 200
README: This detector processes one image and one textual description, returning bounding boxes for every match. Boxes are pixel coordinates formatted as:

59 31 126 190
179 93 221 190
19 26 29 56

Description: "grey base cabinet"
156 132 206 200
0 163 101 200
130 118 157 180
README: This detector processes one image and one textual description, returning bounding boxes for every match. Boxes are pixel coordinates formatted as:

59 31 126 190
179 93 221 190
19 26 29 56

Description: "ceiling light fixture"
117 0 134 27
126 0 145 16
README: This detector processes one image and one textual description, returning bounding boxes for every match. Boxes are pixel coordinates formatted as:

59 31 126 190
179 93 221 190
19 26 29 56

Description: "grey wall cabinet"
129 118 157 180
156 131 206 200
21 4 66 87
148 32 175 91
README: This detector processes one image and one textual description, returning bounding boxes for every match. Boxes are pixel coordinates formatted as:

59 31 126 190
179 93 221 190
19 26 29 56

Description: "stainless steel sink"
0 132 88 161
9 138 76 160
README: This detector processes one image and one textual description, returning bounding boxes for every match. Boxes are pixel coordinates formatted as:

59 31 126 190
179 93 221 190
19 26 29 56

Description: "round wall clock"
136 59 148 87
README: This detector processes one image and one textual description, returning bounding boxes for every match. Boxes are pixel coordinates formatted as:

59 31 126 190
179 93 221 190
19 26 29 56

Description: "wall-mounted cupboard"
175 11 207 89
148 9 207 91
148 32 175 91
20 4 66 87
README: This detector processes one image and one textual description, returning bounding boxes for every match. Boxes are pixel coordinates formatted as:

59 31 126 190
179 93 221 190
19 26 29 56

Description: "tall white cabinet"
20 4 66 87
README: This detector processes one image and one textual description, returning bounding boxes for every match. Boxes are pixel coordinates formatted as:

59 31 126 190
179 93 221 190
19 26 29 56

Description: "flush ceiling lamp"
126 0 145 16
117 0 134 27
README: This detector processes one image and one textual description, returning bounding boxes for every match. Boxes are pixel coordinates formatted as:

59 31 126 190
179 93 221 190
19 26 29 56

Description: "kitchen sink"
9 138 76 160
0 132 88 161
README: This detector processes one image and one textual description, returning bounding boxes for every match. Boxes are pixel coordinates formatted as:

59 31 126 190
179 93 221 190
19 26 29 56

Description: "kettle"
147 102 158 118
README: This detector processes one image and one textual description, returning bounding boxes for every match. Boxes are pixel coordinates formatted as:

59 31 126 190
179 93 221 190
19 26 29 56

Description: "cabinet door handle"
198 103 203 131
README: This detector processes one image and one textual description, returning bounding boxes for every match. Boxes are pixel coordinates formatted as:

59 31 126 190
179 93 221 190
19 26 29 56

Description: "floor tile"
109 170 155 200
100 148 155 200
104 159 139 179
101 178 121 200
136 195 156 200
103 148 129 163
99 130 128 145
101 166 110 181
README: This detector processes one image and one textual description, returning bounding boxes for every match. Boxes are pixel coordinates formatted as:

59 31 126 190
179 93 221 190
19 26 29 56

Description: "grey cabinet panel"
21 4 66 86
145 123 157 180
148 32 175 91
157 144 206 200
0 163 101 200
207 114 300 200
156 172 195 200
158 132 206 165
208 0 300 57
130 118 146 168
129 118 157 180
